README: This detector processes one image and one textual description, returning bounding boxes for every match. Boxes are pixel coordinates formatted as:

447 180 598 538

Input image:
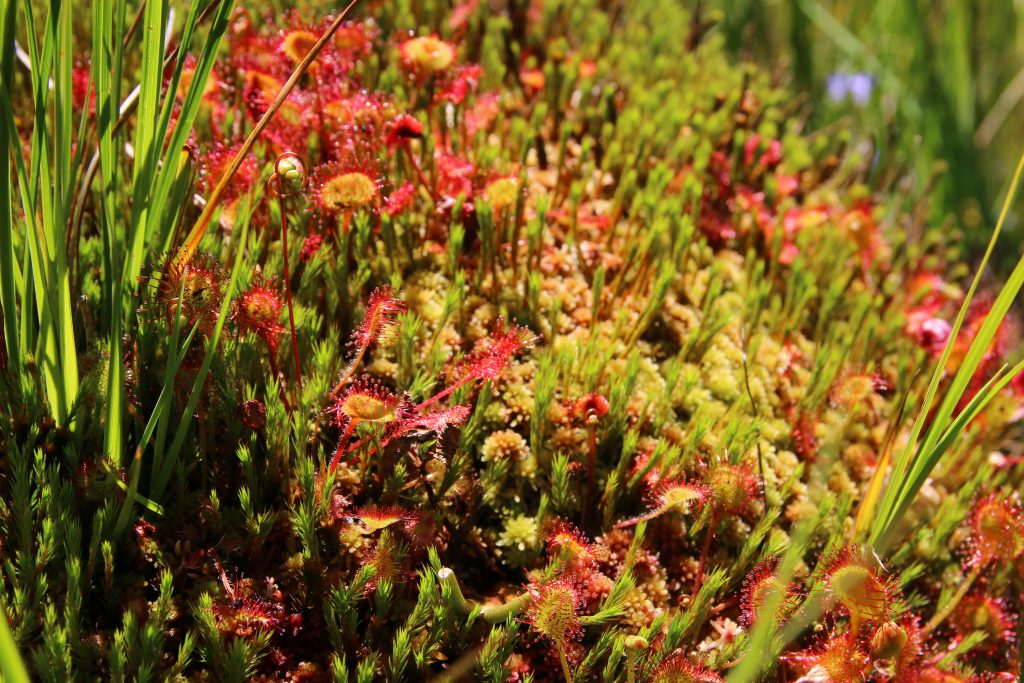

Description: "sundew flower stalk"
3 1 1024 681
268 153 306 399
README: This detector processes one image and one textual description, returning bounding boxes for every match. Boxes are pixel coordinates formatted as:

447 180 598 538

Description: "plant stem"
329 419 359 472
624 635 647 683
923 564 982 634
401 141 434 201
584 424 597 530
558 646 573 683
437 567 531 624
328 345 367 399
612 510 660 529
277 191 303 398
693 509 719 595
414 373 480 412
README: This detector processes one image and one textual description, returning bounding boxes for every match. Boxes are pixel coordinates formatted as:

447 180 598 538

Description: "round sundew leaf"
281 29 318 66
660 483 705 513
829 564 889 621
400 36 456 74
974 499 1024 563
340 391 396 423
320 172 379 210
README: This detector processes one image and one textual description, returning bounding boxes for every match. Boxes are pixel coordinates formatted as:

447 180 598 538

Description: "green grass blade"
0 0 20 369
146 0 237 253
870 149 1024 546
932 360 1024 457
0 609 31 683
53 0 80 424
887 358 1024 530
92 0 129 467
125 0 169 294
9 0 79 424
0 52 64 414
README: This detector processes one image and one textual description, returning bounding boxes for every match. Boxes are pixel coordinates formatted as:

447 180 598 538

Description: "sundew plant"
2 1 1024 681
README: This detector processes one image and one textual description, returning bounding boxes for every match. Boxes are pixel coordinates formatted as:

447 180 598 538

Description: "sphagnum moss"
1 1 1023 681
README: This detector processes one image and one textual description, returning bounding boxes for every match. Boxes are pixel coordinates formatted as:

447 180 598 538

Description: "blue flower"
826 72 875 105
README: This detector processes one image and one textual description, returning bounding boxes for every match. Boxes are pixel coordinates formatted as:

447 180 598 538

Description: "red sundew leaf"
234 276 285 353
331 376 400 425
571 393 610 422
649 653 723 683
788 632 870 682
706 462 761 515
545 519 608 570
435 64 482 105
384 114 423 148
966 492 1024 569
403 404 471 435
398 34 458 79
300 232 324 263
613 479 708 529
830 372 890 411
434 151 477 200
819 544 900 626
349 286 406 353
142 252 227 338
310 148 386 218
384 183 416 215
948 594 1015 654
448 319 536 385
739 556 799 628
329 20 376 58
277 26 321 69
316 89 392 148
522 577 584 649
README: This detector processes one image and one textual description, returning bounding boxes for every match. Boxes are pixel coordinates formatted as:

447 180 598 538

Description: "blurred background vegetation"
710 0 1024 270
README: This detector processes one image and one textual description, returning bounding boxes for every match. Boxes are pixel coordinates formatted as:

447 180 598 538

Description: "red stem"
413 377 471 412
329 419 358 471
693 509 719 595
584 425 597 529
278 192 304 397
328 345 367 399
402 141 435 201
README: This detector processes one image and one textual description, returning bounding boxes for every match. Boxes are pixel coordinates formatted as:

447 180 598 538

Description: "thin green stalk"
150 311 201 491
270 165 304 399
437 568 531 624
93 0 127 469
923 565 981 635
